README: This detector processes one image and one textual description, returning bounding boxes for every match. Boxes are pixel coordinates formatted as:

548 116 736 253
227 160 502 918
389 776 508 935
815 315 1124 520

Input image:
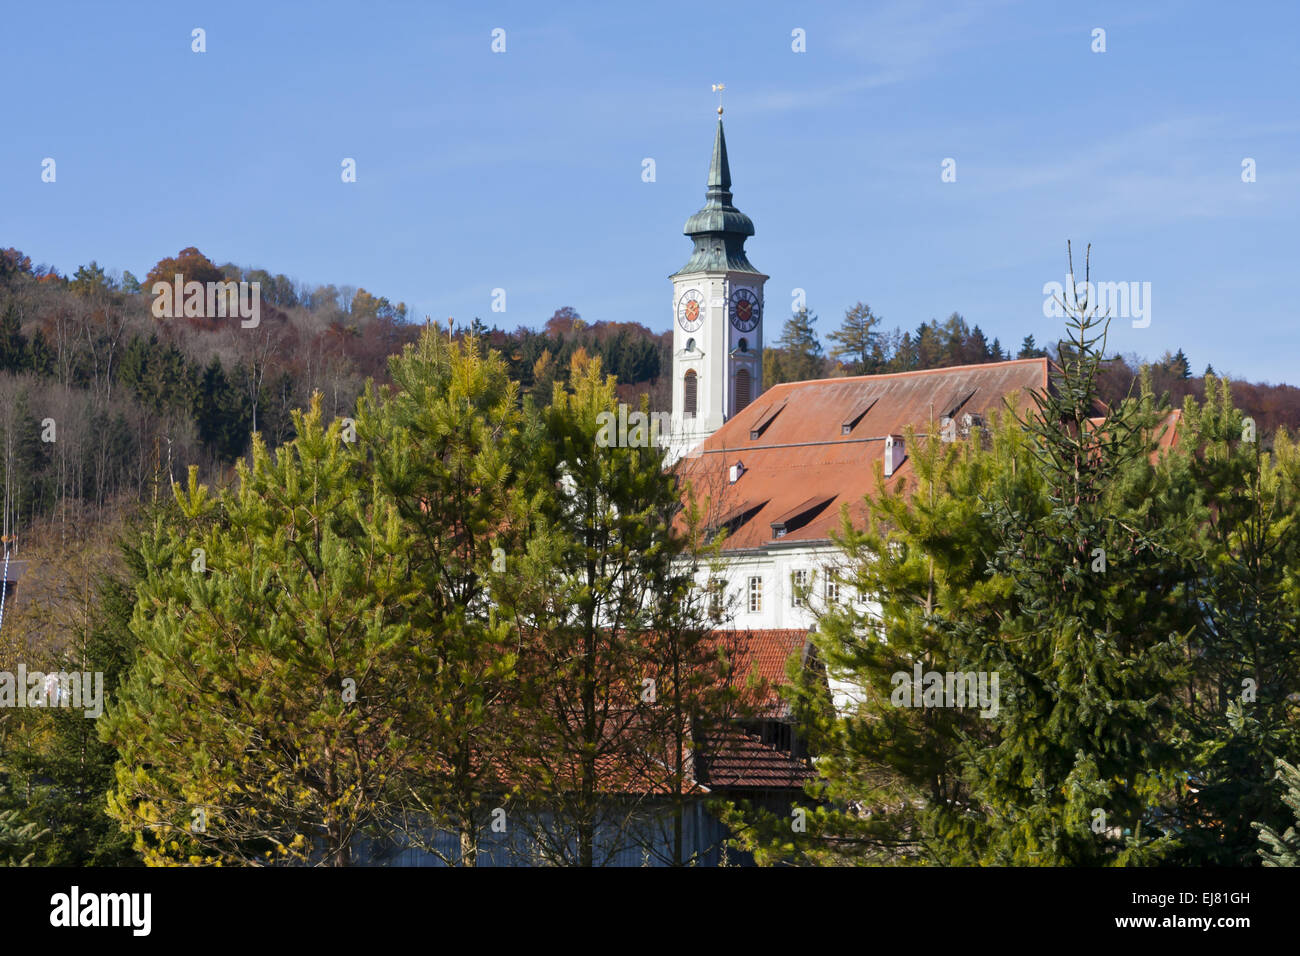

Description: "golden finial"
712 83 725 115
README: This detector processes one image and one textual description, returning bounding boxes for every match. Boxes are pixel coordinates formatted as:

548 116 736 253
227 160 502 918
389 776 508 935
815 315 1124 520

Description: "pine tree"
105 397 416 866
510 352 700 865
1168 377 1300 864
356 324 534 866
636 490 758 866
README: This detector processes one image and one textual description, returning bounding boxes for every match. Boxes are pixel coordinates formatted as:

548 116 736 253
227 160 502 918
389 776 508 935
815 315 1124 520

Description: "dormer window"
842 398 877 435
749 401 785 440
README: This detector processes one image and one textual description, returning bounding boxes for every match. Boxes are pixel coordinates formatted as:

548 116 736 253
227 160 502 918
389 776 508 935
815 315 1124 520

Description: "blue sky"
3 0 1297 382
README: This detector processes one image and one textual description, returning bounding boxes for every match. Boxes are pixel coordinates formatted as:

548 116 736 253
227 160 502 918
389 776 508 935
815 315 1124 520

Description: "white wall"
692 541 877 713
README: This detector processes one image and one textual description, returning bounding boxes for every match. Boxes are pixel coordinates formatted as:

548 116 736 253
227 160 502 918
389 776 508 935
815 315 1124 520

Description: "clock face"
677 289 705 332
730 288 761 331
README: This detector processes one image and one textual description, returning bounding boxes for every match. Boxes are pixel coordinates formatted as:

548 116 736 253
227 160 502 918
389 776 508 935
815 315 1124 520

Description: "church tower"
667 109 767 463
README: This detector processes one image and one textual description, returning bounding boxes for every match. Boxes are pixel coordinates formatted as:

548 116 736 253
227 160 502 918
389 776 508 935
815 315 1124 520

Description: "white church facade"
664 112 1049 690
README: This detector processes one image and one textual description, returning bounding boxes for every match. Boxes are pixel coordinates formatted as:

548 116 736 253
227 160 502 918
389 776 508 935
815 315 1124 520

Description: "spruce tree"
1017 335 1042 359
723 411 1032 865
1254 759 1300 866
964 245 1192 864
914 322 944 367
0 305 27 373
12 557 140 865
774 308 824 383
0 783 46 866
827 303 882 375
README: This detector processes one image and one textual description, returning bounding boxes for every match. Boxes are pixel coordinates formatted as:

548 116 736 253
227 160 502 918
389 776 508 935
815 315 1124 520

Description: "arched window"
734 367 751 412
683 370 698 418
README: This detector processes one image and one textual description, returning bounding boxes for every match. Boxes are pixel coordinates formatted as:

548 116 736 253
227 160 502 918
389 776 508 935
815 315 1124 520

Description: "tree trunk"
459 816 478 867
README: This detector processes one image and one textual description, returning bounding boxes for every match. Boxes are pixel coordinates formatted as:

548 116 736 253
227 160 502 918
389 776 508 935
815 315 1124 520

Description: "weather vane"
712 83 725 115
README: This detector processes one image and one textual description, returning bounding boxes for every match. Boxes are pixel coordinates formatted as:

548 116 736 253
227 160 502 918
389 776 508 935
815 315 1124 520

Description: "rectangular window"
708 578 725 617
748 576 763 613
791 569 809 608
826 578 840 606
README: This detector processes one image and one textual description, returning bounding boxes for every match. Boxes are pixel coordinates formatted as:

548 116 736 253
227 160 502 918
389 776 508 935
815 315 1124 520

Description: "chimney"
883 434 905 478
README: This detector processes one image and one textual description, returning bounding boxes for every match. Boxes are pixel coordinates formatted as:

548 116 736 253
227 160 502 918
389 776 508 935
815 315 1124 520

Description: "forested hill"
2 244 1296 548
0 246 677 548
0 245 416 548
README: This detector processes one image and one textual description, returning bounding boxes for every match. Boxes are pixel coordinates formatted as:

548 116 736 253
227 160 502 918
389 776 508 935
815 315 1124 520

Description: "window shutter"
735 367 751 411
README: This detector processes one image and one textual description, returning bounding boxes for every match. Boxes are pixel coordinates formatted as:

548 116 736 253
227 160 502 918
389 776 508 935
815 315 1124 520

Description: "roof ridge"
764 357 1047 392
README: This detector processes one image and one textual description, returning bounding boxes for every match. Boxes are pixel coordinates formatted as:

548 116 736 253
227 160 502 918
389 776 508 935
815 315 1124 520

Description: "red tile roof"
697 727 814 790
487 629 817 796
1157 409 1182 451
675 359 1048 550
714 628 811 717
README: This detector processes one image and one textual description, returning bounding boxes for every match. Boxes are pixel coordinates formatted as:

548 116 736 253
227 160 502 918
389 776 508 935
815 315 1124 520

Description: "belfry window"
684 370 698 418
735 367 752 412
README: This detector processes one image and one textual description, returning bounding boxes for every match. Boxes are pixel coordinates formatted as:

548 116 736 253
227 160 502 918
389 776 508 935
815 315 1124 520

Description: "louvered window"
684 370 698 418
735 367 751 412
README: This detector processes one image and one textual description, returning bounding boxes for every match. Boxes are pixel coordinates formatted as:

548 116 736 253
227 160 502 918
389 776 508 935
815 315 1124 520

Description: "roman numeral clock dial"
677 289 705 332
729 287 760 332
